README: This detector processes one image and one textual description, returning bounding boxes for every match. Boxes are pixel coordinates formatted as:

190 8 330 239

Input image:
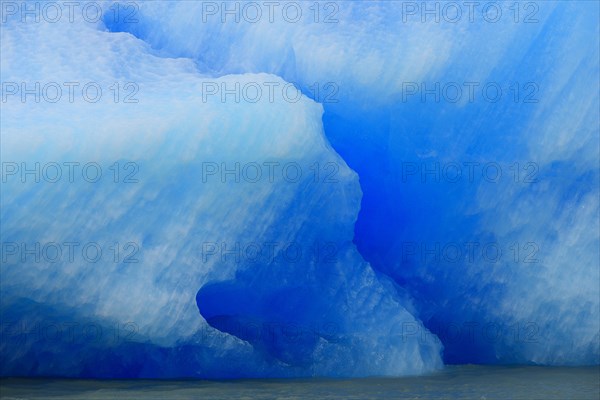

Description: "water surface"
1 365 598 399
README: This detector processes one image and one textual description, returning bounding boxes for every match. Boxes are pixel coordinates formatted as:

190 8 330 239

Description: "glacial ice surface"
102 0 600 366
0 8 441 378
1 0 599 377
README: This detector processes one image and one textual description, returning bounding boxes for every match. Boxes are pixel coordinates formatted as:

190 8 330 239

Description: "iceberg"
0 8 441 378
1 0 598 377
102 0 599 365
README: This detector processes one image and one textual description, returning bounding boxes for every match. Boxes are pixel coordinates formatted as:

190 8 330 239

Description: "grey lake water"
1 366 598 400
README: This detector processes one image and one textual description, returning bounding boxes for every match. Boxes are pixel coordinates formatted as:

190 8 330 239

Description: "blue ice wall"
0 3 441 377
101 0 600 365
1 0 599 377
